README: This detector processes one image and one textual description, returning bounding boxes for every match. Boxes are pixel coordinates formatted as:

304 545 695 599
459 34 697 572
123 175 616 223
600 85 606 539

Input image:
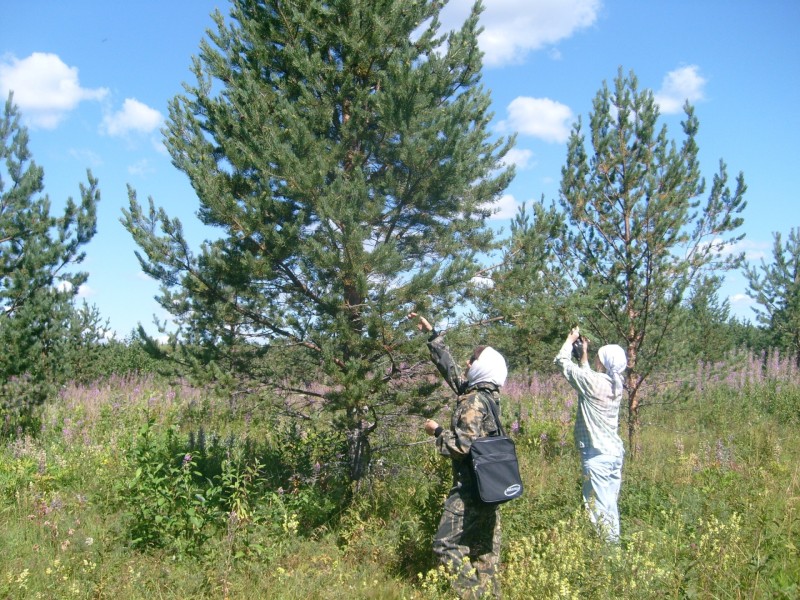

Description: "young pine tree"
744 227 800 360
558 69 746 451
0 95 101 424
122 0 512 481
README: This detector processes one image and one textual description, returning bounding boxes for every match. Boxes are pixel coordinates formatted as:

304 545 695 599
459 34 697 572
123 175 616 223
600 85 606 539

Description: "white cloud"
56 281 95 297
101 98 163 137
725 238 770 262
500 97 574 143
729 293 754 306
152 136 169 154
128 158 155 176
470 275 495 289
654 65 706 114
0 52 108 128
483 193 520 220
503 148 536 170
440 0 601 67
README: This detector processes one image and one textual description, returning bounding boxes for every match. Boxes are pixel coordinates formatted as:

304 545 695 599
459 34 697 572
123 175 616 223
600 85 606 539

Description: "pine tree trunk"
346 421 373 483
627 389 640 459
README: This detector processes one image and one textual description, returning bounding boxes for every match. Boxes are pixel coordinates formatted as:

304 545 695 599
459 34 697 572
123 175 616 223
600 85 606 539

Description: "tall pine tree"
123 0 512 481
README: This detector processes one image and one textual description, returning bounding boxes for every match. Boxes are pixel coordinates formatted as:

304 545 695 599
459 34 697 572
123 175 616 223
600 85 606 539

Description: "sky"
1 0 799 338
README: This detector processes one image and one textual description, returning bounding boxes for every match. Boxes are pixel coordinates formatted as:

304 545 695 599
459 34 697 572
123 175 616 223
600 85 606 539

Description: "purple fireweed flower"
510 420 520 434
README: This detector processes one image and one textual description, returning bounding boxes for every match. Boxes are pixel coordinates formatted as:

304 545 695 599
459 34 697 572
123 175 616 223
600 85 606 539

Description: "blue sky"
2 0 798 338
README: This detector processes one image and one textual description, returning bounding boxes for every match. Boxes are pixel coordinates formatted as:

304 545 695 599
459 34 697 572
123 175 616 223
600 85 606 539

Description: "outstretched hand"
408 312 433 333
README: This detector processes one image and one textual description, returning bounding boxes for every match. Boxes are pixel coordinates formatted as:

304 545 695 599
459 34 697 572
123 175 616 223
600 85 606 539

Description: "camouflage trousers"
433 489 501 599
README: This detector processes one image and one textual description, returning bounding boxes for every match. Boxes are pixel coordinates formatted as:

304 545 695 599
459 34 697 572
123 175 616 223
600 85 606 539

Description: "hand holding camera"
571 333 590 361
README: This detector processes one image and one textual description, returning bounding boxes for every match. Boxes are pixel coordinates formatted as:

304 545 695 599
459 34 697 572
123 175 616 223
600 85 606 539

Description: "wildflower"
511 420 520 434
85 537 94 546
16 568 30 588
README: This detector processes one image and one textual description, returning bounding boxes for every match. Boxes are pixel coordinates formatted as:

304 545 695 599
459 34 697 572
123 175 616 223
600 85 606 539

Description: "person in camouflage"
410 313 507 599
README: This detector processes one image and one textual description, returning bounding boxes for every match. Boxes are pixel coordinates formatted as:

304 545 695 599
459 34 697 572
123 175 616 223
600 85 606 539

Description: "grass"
1 350 799 599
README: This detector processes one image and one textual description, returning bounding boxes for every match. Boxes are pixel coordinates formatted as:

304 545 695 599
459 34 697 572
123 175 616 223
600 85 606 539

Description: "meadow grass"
1 350 798 599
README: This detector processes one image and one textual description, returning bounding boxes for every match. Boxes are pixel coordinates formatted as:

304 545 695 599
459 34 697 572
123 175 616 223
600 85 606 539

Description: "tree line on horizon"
2 0 798 479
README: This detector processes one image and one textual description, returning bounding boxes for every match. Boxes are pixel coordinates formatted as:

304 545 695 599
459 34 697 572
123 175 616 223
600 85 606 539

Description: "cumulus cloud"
482 193 520 220
500 97 574 143
470 275 495 289
503 147 536 170
77 284 95 298
729 293 754 306
101 98 163 137
56 281 73 293
55 281 94 297
723 238 770 262
0 52 108 128
440 0 601 67
654 65 707 114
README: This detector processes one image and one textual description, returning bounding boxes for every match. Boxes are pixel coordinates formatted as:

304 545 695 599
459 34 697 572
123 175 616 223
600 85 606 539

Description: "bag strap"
477 392 505 437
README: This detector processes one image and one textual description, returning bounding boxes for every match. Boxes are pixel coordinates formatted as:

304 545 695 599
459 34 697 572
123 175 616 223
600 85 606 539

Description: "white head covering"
466 346 508 388
598 344 627 396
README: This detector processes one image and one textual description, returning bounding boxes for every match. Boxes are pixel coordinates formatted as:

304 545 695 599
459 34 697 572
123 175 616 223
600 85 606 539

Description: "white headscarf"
598 344 627 397
466 346 508 388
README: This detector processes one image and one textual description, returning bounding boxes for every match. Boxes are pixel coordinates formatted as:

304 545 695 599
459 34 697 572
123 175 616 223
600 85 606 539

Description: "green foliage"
2 352 799 598
557 67 747 446
77 331 161 382
121 0 513 482
471 199 578 373
117 417 223 555
745 227 800 358
725 315 771 354
676 275 736 364
115 412 349 559
516 418 571 460
0 95 102 428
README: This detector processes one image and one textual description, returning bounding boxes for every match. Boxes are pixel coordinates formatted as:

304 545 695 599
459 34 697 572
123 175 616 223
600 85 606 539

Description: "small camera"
571 336 586 361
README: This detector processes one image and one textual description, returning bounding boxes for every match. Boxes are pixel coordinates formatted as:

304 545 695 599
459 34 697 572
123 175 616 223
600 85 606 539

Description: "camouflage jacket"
427 333 501 492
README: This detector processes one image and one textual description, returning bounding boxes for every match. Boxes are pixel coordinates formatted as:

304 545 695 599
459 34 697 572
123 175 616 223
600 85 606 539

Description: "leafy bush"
1 351 799 598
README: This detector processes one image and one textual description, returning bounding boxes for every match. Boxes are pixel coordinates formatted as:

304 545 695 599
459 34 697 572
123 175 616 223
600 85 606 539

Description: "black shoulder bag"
469 395 524 504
